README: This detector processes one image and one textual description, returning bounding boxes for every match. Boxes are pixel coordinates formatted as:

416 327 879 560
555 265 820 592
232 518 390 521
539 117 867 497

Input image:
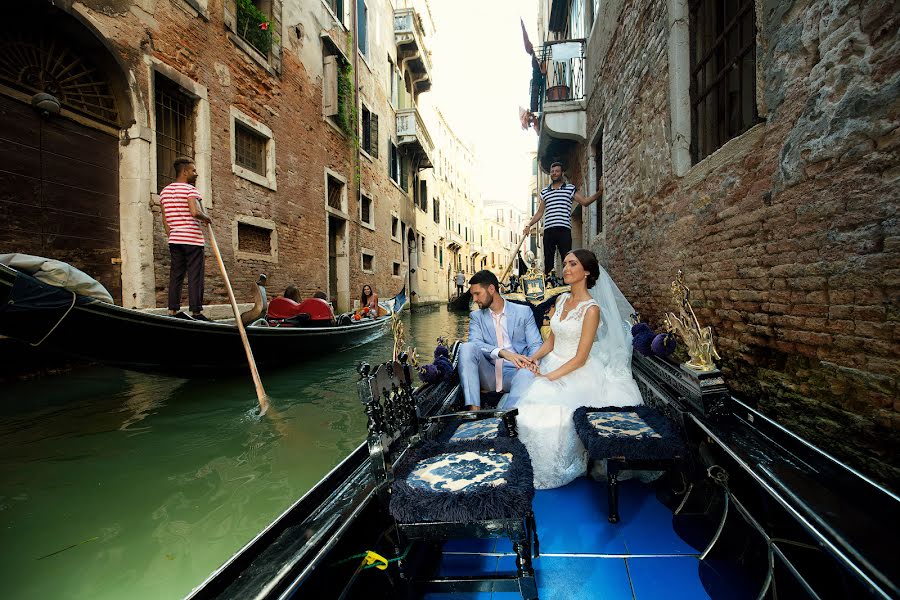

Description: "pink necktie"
492 311 505 392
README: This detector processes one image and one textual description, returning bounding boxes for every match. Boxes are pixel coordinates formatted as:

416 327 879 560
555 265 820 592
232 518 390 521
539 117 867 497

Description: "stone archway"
0 4 133 303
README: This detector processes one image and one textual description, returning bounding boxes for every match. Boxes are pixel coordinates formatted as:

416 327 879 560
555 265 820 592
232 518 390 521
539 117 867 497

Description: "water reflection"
0 306 467 599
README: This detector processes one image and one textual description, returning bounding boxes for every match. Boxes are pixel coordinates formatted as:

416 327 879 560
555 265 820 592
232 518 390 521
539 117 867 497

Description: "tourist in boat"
283 284 302 303
361 285 378 310
160 157 212 322
460 270 543 410
501 249 643 489
356 284 379 318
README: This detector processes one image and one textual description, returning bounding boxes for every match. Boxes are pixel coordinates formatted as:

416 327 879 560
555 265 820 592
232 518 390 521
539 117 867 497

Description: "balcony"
534 39 587 171
394 8 432 94
397 107 433 168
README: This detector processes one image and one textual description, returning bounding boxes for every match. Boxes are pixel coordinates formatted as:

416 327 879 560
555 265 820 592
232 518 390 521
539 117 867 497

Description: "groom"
459 270 542 410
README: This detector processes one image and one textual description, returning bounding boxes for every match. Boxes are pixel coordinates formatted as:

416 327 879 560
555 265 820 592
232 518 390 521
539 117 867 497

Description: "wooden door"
0 94 121 302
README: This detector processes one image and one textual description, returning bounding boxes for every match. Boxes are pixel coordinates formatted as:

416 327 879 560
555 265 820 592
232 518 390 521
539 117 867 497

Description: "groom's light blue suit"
460 300 543 408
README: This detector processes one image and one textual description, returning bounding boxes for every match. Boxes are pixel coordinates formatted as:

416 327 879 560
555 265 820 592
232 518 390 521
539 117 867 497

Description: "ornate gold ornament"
664 270 720 372
391 311 417 366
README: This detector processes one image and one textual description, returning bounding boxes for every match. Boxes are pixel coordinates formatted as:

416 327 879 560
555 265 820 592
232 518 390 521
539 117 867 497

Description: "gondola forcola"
0 255 406 375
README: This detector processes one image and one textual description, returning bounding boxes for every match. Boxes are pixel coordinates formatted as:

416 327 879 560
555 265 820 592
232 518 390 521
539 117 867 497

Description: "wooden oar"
499 233 529 285
206 224 269 414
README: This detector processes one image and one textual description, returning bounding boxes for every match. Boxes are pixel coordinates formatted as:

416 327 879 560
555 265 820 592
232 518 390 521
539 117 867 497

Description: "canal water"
0 306 468 600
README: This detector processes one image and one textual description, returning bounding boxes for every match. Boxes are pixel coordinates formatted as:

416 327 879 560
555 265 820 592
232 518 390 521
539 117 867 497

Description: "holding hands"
499 349 539 373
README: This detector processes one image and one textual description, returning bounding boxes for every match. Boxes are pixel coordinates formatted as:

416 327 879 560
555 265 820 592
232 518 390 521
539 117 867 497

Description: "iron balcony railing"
533 39 586 114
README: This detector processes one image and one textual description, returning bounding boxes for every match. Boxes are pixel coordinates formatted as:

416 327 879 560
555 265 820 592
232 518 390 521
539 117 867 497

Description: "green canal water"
0 306 468 600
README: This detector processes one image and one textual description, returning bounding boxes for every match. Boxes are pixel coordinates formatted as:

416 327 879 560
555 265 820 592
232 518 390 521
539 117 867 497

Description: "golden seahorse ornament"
664 270 720 372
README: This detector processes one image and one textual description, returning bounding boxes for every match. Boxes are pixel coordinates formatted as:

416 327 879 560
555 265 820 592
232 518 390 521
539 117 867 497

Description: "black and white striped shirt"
540 182 576 229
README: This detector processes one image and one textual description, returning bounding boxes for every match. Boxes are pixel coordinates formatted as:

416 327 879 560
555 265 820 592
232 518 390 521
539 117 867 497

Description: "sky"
420 0 539 212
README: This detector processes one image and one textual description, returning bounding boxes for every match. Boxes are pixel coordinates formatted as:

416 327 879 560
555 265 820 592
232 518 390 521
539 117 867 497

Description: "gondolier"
160 157 212 321
522 161 603 274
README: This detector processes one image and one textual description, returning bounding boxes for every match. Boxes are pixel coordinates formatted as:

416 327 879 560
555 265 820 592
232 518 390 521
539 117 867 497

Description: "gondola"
185 322 898 598
0 262 401 375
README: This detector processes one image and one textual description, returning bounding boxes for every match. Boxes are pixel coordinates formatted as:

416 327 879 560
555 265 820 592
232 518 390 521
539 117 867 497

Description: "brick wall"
584 0 899 486
66 0 426 313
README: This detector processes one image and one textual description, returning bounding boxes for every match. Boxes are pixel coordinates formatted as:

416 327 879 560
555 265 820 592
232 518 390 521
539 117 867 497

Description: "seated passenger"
284 284 302 303
356 285 379 319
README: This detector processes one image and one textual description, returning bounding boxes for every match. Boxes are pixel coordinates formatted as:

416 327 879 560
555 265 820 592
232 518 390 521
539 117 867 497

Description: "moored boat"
0 262 403 375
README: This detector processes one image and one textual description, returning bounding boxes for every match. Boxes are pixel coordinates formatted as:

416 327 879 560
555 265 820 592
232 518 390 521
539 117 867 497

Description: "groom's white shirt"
488 300 510 360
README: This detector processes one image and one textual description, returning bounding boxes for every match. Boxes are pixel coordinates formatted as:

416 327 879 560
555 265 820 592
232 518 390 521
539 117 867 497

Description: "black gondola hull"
0 265 393 374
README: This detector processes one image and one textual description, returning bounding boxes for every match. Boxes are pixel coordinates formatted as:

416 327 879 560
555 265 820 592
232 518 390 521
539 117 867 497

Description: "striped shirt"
160 182 205 246
540 182 576 229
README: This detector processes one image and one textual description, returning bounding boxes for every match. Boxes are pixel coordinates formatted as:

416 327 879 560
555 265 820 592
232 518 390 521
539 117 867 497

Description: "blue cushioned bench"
574 405 686 523
358 356 539 599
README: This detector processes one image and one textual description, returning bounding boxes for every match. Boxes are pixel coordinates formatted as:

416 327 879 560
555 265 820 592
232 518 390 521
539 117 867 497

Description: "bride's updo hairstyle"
568 249 600 289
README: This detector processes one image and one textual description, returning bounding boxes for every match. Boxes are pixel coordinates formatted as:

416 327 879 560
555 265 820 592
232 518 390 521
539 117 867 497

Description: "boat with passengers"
184 266 898 600
0 255 403 375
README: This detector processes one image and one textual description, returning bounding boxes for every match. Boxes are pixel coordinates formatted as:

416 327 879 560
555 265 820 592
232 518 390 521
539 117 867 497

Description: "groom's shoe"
464 405 480 411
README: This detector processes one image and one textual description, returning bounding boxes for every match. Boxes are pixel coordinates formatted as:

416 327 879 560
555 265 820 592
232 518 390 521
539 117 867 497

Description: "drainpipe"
351 0 363 296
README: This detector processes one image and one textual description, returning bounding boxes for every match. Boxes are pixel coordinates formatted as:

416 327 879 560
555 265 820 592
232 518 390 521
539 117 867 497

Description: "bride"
500 249 643 490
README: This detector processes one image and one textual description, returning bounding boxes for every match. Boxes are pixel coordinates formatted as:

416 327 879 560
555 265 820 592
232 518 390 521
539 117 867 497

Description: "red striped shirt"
160 183 205 246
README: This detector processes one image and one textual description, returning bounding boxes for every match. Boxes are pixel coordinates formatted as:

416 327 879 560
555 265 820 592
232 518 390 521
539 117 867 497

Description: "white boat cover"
0 253 114 304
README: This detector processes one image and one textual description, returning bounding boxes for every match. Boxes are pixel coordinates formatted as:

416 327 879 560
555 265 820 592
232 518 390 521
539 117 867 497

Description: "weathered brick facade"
548 0 898 486
15 0 450 317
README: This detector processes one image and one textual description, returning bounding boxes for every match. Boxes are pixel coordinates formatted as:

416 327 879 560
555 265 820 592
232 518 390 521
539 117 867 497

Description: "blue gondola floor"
425 477 747 599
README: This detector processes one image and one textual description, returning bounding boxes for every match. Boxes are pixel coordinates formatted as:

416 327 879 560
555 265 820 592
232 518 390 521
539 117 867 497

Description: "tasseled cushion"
573 406 685 461
389 437 534 524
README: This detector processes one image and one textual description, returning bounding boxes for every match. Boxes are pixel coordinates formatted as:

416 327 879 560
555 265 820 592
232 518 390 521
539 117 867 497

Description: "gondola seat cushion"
446 417 508 442
573 406 685 460
389 437 534 524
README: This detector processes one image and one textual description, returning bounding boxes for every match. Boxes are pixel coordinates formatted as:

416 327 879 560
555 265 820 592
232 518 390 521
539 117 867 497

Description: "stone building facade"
415 107 480 303
534 0 898 486
482 200 528 281
0 0 471 316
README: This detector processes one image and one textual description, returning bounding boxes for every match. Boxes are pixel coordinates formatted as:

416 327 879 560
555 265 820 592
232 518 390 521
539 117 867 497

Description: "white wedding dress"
503 290 644 490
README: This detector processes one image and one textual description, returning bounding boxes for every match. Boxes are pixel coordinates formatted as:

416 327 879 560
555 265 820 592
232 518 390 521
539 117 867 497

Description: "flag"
393 286 407 313
520 18 534 56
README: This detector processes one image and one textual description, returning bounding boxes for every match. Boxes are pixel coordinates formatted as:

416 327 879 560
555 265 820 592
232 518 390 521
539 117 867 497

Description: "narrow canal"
0 306 468 599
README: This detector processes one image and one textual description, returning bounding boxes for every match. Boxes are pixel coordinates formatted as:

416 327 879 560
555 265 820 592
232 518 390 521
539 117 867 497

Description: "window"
388 57 398 107
392 261 401 277
361 105 379 157
327 173 346 212
389 142 400 184
231 107 275 189
439 246 443 268
361 250 374 273
433 244 438 259
391 215 401 242
399 156 409 192
238 221 272 254
235 123 266 175
234 216 278 262
356 0 368 58
235 0 276 57
359 194 374 228
417 180 428 212
325 0 344 23
154 74 195 192
690 0 760 162
433 198 440 224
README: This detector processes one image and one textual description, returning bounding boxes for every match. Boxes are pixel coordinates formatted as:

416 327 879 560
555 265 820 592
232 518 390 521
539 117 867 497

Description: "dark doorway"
0 94 121 301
